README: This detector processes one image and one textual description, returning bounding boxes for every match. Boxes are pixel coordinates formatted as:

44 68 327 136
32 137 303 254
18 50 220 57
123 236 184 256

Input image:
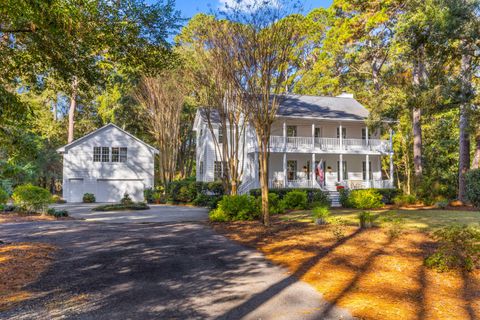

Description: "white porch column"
311 123 315 150
283 152 287 188
339 123 343 150
366 154 370 188
311 153 316 184
339 154 344 183
283 121 287 151
365 126 369 149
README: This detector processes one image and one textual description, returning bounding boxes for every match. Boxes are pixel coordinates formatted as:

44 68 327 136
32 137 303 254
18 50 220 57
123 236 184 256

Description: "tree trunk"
67 77 78 143
258 139 270 227
472 129 480 169
458 48 472 202
412 52 425 185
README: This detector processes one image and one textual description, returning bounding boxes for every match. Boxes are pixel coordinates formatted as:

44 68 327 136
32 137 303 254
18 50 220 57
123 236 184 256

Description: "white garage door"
96 179 145 203
68 179 84 203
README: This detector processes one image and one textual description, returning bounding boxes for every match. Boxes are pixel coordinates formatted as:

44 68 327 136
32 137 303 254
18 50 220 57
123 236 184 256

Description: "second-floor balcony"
249 136 391 154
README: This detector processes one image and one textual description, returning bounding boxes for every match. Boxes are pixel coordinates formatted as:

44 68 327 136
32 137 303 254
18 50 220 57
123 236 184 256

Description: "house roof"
196 94 370 124
56 123 159 154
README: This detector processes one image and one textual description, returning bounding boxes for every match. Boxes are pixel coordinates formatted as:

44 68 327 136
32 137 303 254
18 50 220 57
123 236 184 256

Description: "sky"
174 0 333 19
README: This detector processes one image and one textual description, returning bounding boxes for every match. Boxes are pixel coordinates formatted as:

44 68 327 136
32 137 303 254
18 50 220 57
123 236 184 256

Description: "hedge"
249 188 331 208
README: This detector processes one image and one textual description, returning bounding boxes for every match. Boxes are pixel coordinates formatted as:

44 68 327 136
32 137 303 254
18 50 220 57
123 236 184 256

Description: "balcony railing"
268 179 394 190
249 136 391 153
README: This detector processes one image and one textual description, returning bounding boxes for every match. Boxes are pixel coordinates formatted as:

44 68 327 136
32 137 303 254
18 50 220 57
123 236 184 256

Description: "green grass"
279 208 480 231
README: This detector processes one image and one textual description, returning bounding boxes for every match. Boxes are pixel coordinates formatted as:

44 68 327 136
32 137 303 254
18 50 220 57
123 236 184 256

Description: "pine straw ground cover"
0 242 57 311
212 210 480 320
0 212 72 223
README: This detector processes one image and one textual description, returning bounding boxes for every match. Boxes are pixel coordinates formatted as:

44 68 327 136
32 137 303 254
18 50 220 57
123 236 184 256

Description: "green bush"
249 188 330 208
144 188 154 203
120 193 133 205
312 206 330 225
435 200 449 210
46 208 69 218
339 189 350 208
51 194 66 204
380 212 404 240
393 194 417 207
166 180 225 204
209 195 259 222
193 194 223 209
92 202 150 211
0 188 8 205
83 193 96 203
12 184 52 213
281 190 308 210
465 169 480 208
358 211 376 228
376 189 401 205
329 217 347 240
425 225 480 272
348 189 383 209
255 193 285 215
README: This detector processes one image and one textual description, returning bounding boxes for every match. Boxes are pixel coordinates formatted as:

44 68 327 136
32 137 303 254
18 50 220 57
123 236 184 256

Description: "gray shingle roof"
198 94 369 123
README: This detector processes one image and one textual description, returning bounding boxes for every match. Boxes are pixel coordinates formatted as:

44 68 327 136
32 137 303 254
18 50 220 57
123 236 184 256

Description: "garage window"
120 147 127 162
101 147 110 162
93 147 101 162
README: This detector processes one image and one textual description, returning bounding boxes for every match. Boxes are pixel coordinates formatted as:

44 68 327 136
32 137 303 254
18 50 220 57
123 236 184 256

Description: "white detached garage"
57 124 159 203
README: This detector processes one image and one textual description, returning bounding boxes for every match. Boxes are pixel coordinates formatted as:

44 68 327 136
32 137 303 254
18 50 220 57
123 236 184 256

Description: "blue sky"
174 0 333 19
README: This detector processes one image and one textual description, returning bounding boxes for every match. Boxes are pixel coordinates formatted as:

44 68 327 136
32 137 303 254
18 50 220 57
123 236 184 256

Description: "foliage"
12 184 52 213
256 193 285 215
166 179 225 204
281 190 308 210
249 188 330 208
46 208 69 218
435 200 450 210
425 225 480 272
120 193 134 205
339 189 350 208
347 189 383 209
380 213 405 240
376 189 401 205
192 194 223 209
358 211 377 229
82 193 96 203
393 194 417 207
465 169 480 208
312 206 330 225
92 203 150 211
329 217 348 241
209 195 259 222
51 195 66 204
0 188 9 205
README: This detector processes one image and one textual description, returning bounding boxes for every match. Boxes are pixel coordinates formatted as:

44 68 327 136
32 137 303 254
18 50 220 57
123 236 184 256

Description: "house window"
217 127 223 143
314 127 322 138
120 147 127 162
337 161 347 181
336 127 347 139
287 126 297 137
362 128 371 141
199 161 204 175
93 147 101 162
305 160 311 180
362 161 373 181
112 148 120 162
287 160 297 181
101 147 110 162
214 161 226 180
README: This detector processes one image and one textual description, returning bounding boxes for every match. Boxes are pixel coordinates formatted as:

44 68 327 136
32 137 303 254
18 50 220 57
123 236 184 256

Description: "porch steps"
328 191 341 208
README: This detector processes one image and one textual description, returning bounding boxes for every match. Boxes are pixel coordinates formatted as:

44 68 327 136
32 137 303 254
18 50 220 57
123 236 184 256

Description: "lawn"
213 208 480 320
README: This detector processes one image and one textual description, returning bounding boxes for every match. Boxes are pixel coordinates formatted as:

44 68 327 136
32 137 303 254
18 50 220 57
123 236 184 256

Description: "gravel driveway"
0 221 353 320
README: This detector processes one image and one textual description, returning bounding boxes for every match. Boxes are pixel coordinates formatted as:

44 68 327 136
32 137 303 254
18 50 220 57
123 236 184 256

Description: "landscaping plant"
425 225 480 272
0 187 8 205
329 217 347 240
281 190 308 210
120 193 133 205
380 212 404 240
209 195 259 222
12 184 52 213
465 169 480 208
82 193 96 203
92 203 150 211
255 193 284 215
312 206 330 225
358 211 376 229
46 208 69 218
348 189 383 209
393 194 417 207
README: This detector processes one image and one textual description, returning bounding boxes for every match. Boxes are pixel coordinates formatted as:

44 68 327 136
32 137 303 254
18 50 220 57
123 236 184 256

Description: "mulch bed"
0 212 73 224
212 219 480 320
0 242 57 311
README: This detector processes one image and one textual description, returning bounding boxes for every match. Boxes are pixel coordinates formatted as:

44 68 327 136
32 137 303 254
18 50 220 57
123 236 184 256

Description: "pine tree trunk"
458 48 472 202
67 77 78 143
412 52 425 185
472 129 480 169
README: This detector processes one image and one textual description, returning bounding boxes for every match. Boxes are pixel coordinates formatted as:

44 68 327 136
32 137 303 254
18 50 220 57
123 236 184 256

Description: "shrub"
51 194 66 204
0 188 8 205
425 225 480 272
144 188 154 204
92 202 149 211
83 193 96 203
435 200 449 210
193 194 223 209
249 188 330 208
281 190 308 210
393 194 417 207
12 184 52 213
209 195 259 222
120 193 133 205
348 189 383 209
255 193 285 215
339 188 350 208
329 217 347 240
312 206 330 225
380 212 404 240
376 189 401 205
465 169 480 208
166 180 225 204
46 208 69 218
358 211 376 229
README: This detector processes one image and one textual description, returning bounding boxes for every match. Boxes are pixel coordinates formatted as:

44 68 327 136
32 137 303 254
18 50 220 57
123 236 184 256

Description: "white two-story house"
193 94 394 195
